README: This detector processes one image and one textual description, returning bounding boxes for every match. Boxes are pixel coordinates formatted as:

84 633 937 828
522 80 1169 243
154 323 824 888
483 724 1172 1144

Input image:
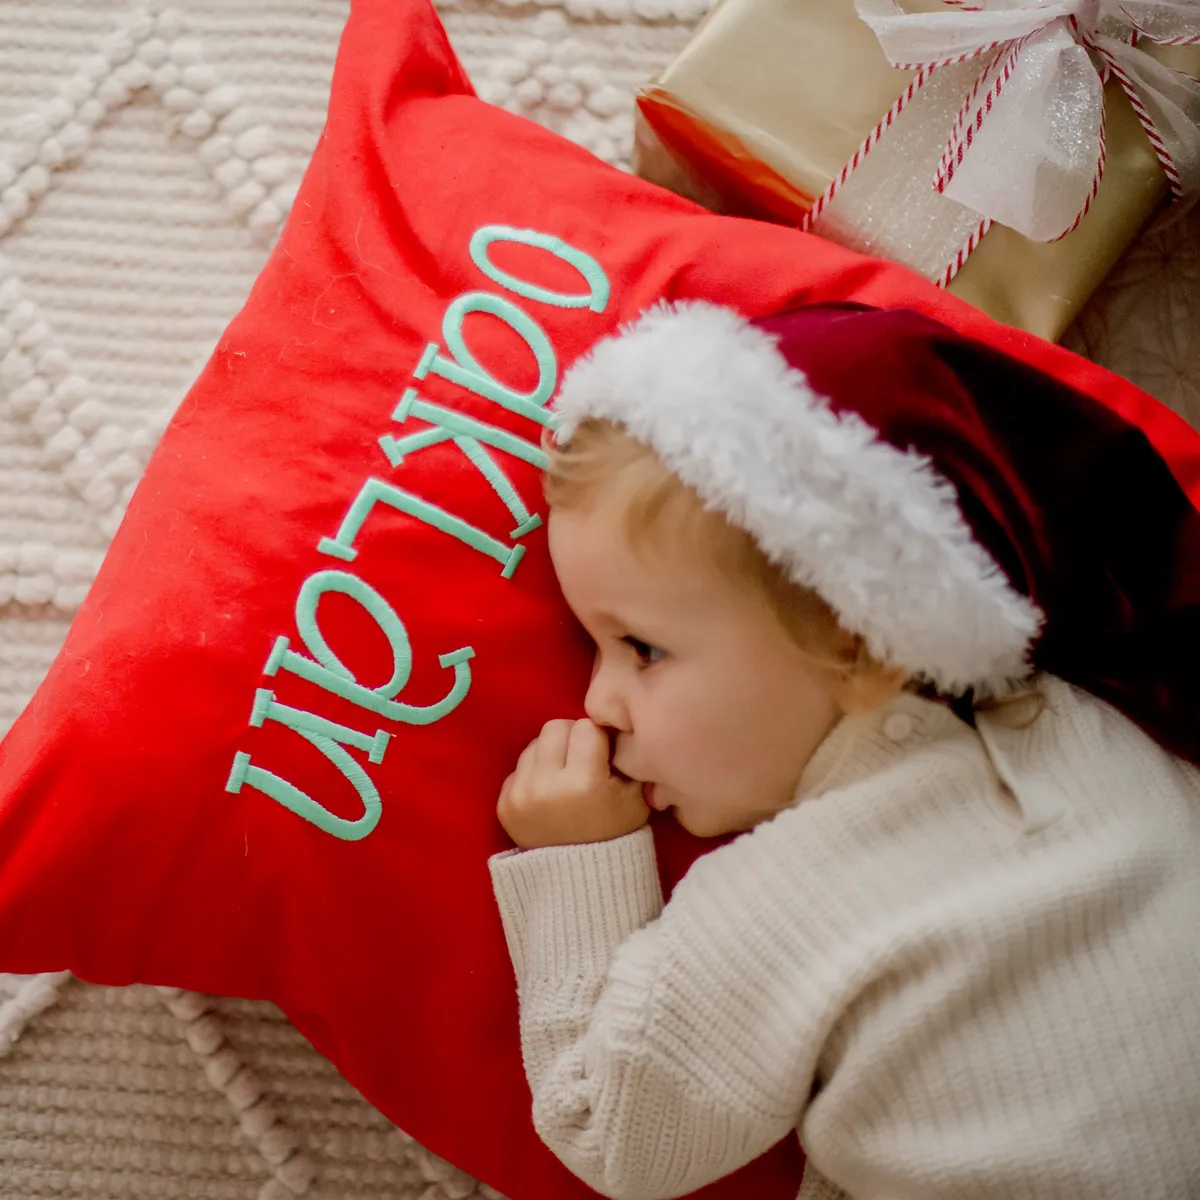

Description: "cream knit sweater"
489 676 1200 1200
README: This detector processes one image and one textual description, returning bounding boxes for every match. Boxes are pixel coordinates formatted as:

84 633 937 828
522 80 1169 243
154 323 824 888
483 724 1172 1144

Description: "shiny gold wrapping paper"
633 0 1200 341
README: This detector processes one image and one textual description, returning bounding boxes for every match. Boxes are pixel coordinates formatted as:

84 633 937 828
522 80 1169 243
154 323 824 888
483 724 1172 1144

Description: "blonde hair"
544 417 1043 725
544 417 896 707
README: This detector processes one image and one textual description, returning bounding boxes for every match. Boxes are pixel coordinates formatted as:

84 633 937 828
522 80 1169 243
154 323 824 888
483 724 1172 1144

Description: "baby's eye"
622 635 665 666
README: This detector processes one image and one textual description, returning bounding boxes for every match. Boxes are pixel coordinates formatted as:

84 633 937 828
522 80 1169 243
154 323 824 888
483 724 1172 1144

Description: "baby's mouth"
643 782 668 811
611 764 664 811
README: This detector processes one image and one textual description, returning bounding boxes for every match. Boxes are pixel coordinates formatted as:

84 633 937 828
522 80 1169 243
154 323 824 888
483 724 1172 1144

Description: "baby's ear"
831 662 909 716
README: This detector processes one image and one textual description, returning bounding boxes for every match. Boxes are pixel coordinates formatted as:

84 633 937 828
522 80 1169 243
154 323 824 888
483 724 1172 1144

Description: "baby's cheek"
674 680 733 737
645 677 736 783
663 700 724 763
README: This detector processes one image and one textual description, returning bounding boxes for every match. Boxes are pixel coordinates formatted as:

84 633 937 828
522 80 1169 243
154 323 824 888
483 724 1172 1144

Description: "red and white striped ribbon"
799 37 1005 234
1086 32 1185 197
804 0 1197 288
937 22 1107 238
940 215 993 288
1053 90 1109 239
935 36 1030 194
1118 4 1200 46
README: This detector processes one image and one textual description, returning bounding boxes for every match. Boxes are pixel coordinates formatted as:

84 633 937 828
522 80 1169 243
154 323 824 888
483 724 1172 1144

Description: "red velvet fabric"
1 1 1197 1197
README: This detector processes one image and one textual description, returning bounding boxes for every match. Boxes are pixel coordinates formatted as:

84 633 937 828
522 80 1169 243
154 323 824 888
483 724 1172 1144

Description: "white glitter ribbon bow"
853 0 1200 243
801 1 1200 288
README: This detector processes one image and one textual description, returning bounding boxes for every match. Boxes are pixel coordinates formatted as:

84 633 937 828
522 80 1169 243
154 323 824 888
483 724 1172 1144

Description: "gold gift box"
634 0 1200 341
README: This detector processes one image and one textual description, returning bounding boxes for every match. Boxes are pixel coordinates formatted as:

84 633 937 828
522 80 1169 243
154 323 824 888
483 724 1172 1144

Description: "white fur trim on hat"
551 301 1043 695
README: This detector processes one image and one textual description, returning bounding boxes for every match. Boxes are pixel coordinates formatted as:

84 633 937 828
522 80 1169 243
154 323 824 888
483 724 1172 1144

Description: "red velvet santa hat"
551 301 1200 767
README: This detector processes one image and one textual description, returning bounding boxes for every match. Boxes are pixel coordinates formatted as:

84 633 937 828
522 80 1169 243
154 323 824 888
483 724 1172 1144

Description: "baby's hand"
497 718 649 849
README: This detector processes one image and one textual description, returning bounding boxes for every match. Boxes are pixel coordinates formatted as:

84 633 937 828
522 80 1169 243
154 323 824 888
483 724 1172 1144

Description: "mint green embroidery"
224 687 389 841
294 570 411 696
221 224 614 833
378 424 448 461
378 390 546 540
383 389 549 470
250 688 390 763
319 476 525 576
264 639 475 726
500 542 526 579
416 292 557 427
449 436 542 541
263 569 476 725
225 746 382 842
469 225 610 313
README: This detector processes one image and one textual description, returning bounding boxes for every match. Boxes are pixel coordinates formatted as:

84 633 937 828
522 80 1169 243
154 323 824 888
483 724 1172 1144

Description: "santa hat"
551 301 1200 768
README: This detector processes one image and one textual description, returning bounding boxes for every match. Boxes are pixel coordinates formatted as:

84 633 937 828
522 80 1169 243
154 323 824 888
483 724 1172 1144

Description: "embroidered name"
224 224 610 840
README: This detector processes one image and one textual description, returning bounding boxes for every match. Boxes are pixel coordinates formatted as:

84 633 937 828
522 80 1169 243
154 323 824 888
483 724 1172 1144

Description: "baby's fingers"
510 737 541 795
533 719 575 772
566 718 612 780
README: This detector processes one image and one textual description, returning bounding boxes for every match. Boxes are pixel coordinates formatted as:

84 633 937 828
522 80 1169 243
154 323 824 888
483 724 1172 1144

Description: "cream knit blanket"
0 1 1196 1197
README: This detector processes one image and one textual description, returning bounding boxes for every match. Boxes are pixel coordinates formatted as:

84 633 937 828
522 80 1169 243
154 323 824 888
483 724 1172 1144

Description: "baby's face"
547 494 844 838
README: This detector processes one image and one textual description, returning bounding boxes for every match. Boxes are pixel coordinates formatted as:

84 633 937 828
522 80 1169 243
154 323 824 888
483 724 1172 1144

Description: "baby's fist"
497 718 649 849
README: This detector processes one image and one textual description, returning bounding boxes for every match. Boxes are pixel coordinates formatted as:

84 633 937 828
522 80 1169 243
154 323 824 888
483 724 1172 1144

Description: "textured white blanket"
0 2 1196 1197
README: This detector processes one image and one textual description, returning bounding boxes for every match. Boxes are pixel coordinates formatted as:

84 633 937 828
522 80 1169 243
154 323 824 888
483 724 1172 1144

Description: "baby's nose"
584 662 630 732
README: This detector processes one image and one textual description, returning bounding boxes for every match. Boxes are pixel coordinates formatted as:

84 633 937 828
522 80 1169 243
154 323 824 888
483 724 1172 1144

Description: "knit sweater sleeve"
488 825 821 1200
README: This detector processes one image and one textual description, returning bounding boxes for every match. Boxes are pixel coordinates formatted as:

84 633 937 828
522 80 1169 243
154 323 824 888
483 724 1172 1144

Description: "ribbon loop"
855 0 1076 67
851 0 1200 244
1092 30 1200 196
1116 2 1200 44
942 23 1107 239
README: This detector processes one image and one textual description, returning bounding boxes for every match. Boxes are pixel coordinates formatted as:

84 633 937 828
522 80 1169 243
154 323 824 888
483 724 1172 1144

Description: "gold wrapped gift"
634 0 1200 342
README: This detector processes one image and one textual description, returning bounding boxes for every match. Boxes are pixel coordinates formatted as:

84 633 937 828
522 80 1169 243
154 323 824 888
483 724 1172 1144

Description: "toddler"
489 301 1200 1200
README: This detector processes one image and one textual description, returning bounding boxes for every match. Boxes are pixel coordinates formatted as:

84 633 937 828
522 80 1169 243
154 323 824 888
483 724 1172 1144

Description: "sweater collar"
795 689 957 802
